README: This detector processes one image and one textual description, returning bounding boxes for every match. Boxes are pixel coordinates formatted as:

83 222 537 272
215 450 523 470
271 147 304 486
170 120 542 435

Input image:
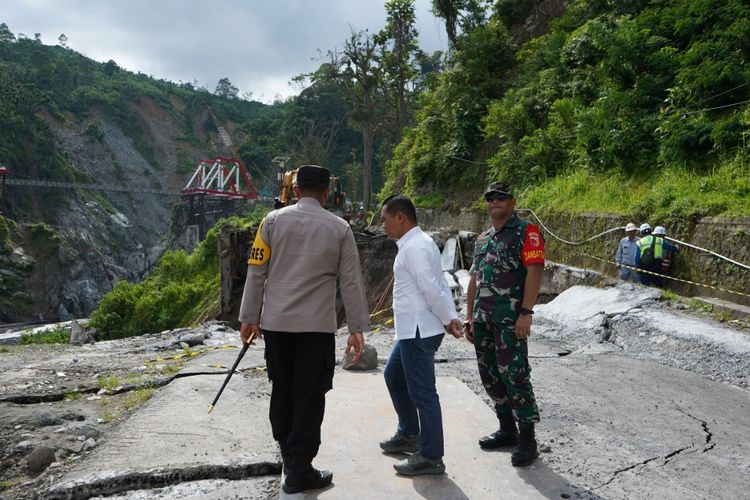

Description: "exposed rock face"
0 95 233 322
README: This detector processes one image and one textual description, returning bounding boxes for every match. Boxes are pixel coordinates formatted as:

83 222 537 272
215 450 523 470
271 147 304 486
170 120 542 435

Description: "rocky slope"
1 98 239 323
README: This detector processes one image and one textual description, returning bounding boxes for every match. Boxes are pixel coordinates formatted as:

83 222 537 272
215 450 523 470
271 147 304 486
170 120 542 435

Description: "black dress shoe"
282 468 333 494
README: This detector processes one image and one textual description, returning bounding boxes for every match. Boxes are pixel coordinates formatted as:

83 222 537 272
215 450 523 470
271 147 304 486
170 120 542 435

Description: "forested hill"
386 0 750 219
0 22 366 322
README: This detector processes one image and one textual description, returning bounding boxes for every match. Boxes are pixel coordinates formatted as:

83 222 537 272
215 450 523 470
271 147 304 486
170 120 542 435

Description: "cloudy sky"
2 0 448 101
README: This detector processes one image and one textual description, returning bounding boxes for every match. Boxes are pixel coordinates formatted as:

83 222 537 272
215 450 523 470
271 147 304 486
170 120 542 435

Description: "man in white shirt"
378 195 464 476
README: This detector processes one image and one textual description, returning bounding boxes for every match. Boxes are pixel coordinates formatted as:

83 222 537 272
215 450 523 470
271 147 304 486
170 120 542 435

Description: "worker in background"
615 223 640 282
464 181 545 467
653 226 679 286
238 165 369 494
635 223 661 286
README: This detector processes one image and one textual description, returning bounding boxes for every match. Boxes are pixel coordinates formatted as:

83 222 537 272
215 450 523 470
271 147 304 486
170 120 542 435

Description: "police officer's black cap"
484 181 513 198
297 165 330 189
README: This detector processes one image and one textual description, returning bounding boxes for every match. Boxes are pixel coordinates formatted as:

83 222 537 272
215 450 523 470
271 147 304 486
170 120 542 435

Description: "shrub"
88 206 268 339
20 325 70 344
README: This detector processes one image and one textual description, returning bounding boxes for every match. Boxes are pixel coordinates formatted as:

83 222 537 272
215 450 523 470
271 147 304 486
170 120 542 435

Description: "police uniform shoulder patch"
248 219 271 265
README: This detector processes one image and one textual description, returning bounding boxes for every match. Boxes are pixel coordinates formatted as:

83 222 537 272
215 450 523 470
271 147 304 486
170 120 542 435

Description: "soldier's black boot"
479 413 518 449
511 422 539 467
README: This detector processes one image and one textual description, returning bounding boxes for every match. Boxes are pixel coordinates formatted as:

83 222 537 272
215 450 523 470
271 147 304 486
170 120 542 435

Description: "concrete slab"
50 344 277 499
282 370 574 499
694 296 750 321
441 237 457 272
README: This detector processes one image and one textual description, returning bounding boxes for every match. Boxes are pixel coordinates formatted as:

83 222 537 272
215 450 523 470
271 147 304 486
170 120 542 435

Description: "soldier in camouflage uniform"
465 181 545 467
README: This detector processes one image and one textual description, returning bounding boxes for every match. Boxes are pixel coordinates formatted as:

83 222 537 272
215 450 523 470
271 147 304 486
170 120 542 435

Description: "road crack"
677 408 715 452
594 408 716 490
0 371 231 404
48 461 281 499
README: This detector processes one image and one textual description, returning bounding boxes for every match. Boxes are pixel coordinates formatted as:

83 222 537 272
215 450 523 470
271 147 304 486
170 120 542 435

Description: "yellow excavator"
280 168 346 210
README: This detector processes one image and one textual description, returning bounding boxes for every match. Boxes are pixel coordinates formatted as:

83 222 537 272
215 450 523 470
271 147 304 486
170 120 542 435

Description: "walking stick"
207 332 255 414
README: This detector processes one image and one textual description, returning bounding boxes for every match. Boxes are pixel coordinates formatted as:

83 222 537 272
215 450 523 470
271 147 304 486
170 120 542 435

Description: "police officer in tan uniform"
239 165 369 494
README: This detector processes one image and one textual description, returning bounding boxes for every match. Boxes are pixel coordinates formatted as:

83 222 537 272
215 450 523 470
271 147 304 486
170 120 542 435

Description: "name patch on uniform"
523 249 544 260
248 220 271 265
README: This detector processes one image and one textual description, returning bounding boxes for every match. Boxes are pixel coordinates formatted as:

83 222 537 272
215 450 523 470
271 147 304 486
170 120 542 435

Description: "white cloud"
2 0 447 102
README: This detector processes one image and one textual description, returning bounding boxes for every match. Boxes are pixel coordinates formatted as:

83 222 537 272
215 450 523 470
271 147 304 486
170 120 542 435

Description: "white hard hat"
639 223 652 233
625 223 637 232
653 226 667 235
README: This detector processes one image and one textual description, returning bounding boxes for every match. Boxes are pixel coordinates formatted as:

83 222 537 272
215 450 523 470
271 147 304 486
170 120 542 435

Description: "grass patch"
521 160 750 219
0 480 18 490
20 326 70 345
99 410 118 423
64 391 84 401
123 387 154 410
688 299 713 313
0 346 10 354
412 191 446 209
97 375 121 392
713 309 734 323
156 363 184 376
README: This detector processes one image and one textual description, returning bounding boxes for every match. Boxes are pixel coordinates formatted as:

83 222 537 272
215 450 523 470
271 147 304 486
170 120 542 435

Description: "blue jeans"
384 330 445 459
619 266 638 282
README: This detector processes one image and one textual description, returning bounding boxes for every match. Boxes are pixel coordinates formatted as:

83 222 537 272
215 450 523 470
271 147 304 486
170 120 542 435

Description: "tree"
339 30 384 210
380 0 420 135
414 49 445 93
0 23 15 43
215 77 239 99
57 33 68 48
431 0 490 49
103 59 119 77
432 0 461 47
285 67 350 166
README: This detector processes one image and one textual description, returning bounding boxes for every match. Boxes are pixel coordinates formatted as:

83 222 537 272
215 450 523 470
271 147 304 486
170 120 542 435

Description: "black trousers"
263 330 335 469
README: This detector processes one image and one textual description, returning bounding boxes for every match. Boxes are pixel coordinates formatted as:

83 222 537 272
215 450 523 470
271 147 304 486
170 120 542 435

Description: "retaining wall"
417 208 750 306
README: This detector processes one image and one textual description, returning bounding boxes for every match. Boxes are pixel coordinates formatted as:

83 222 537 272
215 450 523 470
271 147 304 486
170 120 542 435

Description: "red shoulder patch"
522 224 545 267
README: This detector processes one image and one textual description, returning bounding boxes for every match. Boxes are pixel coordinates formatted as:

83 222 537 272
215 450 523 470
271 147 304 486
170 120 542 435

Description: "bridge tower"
180 157 258 240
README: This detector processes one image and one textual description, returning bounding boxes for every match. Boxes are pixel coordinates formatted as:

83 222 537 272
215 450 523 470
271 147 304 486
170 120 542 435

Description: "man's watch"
519 307 534 316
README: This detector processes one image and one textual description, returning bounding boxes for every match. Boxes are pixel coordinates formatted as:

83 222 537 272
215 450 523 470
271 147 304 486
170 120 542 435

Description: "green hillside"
384 0 750 218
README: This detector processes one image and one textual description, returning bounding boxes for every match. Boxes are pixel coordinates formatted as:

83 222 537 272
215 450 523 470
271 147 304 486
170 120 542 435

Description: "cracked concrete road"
1 284 748 499
360 334 749 500
528 345 748 499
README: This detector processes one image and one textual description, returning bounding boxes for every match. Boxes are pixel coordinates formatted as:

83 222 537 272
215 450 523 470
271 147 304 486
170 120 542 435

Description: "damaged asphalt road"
0 284 748 499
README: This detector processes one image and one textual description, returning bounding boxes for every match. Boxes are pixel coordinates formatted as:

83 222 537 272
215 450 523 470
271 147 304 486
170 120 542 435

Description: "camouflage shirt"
470 214 545 325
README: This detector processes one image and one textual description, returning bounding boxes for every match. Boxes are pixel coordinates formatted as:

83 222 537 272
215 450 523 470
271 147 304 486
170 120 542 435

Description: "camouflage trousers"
472 321 540 424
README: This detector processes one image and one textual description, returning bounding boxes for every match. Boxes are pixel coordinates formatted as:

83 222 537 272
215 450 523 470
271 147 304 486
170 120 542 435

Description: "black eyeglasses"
484 193 511 202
